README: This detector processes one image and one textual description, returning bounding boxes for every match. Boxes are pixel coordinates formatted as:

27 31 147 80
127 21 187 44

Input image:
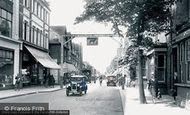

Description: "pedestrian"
47 73 51 87
15 74 21 91
99 76 103 86
171 72 178 103
148 73 157 102
50 75 55 88
122 75 126 90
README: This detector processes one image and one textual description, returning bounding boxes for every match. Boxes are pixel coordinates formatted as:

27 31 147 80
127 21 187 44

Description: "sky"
49 0 120 74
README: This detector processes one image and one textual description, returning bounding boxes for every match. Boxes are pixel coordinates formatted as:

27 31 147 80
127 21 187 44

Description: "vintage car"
66 75 88 96
106 75 117 86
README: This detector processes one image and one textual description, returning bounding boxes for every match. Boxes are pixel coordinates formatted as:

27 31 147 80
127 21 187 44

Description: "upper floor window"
24 0 30 8
23 21 28 40
0 8 12 38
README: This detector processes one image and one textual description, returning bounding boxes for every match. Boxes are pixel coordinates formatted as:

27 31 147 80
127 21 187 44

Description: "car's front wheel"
66 90 69 96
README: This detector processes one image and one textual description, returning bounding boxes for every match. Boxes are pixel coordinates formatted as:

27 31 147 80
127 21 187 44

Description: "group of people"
44 73 55 88
14 73 55 91
147 72 178 103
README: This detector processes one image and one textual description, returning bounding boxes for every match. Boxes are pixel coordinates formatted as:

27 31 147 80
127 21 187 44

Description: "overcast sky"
49 0 120 74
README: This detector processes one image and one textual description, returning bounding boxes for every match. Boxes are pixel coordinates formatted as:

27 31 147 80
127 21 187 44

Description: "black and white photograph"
0 0 190 115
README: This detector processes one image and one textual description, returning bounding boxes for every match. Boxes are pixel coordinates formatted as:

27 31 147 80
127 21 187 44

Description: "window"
0 48 14 86
30 26 32 43
25 0 28 7
0 9 12 37
33 27 36 44
180 42 186 83
40 6 42 19
33 0 36 13
34 1 37 14
40 30 43 47
44 33 48 49
7 12 12 21
2 9 6 19
157 54 165 82
36 28 39 45
46 12 49 24
37 4 40 17
32 26 35 44
186 39 190 81
39 30 42 47
41 8 44 20
23 21 27 40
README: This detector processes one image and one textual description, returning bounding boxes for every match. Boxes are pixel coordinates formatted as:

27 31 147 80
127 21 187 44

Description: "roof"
51 26 67 35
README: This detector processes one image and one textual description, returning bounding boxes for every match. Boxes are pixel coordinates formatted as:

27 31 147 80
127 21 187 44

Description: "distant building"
49 26 82 84
71 43 83 74
0 0 21 89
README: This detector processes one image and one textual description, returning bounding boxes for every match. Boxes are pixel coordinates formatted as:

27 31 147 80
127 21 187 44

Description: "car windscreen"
70 77 82 81
107 76 116 80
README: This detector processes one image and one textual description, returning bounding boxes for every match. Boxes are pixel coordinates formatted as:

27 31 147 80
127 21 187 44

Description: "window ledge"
175 83 190 88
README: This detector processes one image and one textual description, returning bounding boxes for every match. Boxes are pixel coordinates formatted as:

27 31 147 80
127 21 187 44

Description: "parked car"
106 75 117 86
66 75 88 96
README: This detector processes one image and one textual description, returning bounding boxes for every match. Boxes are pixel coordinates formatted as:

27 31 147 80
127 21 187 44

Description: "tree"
75 0 175 104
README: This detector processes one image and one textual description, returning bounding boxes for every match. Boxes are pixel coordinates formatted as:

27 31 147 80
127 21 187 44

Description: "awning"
62 62 78 73
25 46 60 69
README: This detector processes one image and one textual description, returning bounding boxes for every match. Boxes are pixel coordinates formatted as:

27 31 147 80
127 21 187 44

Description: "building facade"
19 0 59 86
166 0 190 105
0 0 21 89
49 26 82 84
71 43 83 74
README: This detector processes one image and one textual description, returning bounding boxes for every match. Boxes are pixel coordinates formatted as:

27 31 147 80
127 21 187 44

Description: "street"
0 82 123 115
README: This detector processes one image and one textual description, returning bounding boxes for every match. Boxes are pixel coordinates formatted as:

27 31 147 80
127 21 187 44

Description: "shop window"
186 39 190 81
0 49 14 87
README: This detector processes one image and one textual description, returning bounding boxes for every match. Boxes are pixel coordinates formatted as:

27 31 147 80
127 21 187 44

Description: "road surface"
0 82 123 115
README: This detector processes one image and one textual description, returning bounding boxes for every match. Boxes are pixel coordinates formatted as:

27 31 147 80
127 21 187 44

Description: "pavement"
119 86 190 115
0 85 63 100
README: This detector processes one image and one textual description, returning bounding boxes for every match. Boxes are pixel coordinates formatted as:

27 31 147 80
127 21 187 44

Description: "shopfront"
22 45 60 86
0 37 21 89
146 44 167 94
